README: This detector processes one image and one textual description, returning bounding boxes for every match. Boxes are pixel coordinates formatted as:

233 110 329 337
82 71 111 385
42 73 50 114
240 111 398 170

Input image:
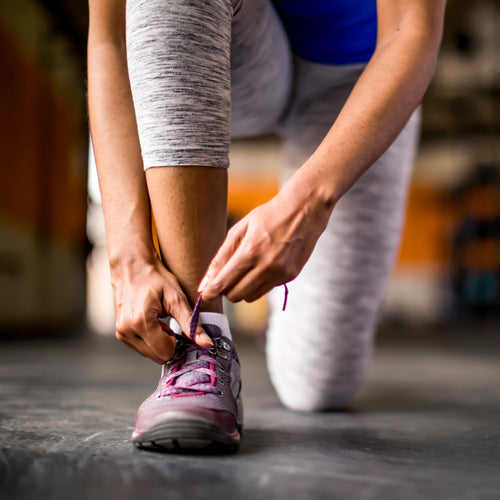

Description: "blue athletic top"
272 0 377 65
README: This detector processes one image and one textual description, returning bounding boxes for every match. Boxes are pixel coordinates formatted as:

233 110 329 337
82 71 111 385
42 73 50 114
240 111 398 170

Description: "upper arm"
376 0 447 48
88 0 127 45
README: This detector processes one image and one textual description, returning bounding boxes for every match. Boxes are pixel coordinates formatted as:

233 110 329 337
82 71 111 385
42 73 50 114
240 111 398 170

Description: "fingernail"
198 332 213 346
198 276 209 293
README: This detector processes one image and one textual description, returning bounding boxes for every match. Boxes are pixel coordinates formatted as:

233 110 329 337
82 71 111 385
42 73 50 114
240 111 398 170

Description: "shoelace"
159 283 289 398
158 296 220 398
189 283 289 340
158 339 221 397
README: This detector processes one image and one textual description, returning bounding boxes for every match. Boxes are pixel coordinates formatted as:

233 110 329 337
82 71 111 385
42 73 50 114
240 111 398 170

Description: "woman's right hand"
111 254 212 364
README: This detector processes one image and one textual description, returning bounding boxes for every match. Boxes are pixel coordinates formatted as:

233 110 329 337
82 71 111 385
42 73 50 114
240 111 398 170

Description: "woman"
87 0 446 452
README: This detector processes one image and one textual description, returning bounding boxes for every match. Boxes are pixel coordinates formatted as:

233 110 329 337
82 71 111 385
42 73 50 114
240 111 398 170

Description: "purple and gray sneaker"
132 308 243 452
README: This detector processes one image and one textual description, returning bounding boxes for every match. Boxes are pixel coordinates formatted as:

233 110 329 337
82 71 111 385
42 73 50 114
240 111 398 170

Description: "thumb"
164 290 213 348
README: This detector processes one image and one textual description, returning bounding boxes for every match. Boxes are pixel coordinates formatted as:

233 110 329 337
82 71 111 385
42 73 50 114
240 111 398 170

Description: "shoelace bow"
159 284 288 398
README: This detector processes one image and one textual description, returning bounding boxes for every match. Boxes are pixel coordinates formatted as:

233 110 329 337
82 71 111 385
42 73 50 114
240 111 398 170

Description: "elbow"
376 1 446 59
374 25 443 78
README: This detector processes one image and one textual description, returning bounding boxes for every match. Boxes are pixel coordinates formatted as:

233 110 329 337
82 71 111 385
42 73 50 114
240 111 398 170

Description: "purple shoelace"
282 283 289 311
189 283 289 339
158 299 218 398
158 339 221 398
189 293 203 341
158 284 289 399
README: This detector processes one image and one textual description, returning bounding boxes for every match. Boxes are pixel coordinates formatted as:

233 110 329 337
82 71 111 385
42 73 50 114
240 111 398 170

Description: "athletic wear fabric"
126 0 291 169
126 0 420 411
272 0 377 64
267 59 420 409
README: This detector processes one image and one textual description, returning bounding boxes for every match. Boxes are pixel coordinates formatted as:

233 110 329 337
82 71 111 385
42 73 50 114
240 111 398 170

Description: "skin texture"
87 0 446 363
145 167 227 313
200 0 447 303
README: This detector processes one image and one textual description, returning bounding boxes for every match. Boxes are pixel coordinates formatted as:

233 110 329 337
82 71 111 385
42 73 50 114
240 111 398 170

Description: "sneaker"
132 312 243 452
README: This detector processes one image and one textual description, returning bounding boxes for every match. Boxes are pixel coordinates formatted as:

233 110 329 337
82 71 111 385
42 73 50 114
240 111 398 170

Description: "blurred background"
1 0 499 340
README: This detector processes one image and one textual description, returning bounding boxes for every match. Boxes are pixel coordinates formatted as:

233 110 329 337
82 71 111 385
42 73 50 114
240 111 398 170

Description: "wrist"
285 161 338 216
108 244 158 276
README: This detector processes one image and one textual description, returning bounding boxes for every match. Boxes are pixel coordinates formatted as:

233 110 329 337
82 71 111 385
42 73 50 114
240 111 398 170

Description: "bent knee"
271 372 364 412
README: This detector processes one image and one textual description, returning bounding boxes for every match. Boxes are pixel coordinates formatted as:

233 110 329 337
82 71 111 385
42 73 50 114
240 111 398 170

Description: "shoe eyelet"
218 390 224 396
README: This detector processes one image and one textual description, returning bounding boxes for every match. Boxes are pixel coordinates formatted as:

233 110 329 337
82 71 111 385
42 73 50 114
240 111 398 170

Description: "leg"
146 167 227 311
126 0 291 311
125 0 292 451
266 58 421 411
126 0 233 312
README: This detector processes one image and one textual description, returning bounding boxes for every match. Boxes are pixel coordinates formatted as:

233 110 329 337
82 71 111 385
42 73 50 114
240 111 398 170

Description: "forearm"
293 27 443 208
87 36 155 270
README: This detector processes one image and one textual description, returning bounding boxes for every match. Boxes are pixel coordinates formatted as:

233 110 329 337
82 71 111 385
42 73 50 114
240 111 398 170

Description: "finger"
243 280 275 303
116 332 165 365
141 320 177 362
198 221 247 294
202 239 257 301
226 266 277 303
164 291 213 348
125 337 165 365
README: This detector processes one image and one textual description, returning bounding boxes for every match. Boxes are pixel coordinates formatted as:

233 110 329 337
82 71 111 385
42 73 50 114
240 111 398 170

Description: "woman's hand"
112 254 212 364
199 175 334 303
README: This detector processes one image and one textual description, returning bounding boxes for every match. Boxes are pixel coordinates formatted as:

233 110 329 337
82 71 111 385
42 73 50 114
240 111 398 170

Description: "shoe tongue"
202 324 222 339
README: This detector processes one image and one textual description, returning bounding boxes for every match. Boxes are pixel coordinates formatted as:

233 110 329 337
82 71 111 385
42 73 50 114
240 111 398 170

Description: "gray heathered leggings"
126 0 421 411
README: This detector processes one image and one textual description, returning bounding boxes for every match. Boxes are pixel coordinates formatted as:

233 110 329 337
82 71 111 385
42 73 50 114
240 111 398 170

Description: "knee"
267 337 371 413
272 374 363 412
265 286 375 412
266 326 370 412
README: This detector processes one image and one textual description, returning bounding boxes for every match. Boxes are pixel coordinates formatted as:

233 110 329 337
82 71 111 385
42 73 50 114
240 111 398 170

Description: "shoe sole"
133 417 241 453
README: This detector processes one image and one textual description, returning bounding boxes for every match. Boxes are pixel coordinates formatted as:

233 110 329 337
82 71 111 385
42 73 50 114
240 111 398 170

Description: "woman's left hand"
199 176 334 303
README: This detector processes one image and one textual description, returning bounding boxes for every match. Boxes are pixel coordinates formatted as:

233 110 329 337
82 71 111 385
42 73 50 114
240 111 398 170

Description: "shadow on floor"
0 334 499 499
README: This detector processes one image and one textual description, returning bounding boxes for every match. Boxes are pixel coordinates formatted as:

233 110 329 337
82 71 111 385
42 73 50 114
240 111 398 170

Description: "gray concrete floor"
1 329 499 500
